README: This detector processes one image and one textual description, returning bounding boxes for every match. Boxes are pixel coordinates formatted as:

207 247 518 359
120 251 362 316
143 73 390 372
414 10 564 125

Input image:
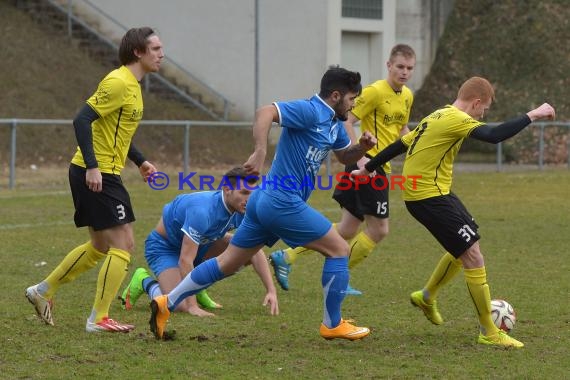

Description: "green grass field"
1 167 569 379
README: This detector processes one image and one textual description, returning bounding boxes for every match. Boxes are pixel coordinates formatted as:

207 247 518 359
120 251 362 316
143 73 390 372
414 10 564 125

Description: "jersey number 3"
116 204 126 220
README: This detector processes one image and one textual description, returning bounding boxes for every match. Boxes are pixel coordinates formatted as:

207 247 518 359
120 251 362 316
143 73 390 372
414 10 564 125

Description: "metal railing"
46 0 231 120
1 119 569 189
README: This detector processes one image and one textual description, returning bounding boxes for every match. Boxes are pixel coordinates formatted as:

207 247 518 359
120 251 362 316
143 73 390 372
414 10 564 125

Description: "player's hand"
358 131 377 151
244 150 266 177
85 168 103 192
528 103 555 121
139 161 157 182
354 156 376 177
263 291 279 315
350 168 371 182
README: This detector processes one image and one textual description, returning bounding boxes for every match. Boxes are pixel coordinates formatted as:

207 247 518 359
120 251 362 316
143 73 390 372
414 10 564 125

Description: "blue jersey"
267 94 351 201
161 191 243 251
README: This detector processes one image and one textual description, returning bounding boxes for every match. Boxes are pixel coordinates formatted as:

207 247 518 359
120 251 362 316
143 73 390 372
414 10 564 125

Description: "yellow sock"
92 248 130 322
348 231 375 269
424 252 463 302
284 246 313 264
464 267 499 336
44 241 106 298
284 223 340 264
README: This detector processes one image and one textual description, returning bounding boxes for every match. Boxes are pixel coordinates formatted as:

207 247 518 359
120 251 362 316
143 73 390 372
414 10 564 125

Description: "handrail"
45 0 231 120
78 0 230 104
1 119 569 189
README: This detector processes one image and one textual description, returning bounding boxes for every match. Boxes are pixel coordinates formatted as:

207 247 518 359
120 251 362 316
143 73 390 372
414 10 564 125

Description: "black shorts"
332 164 389 221
69 164 135 231
405 193 479 258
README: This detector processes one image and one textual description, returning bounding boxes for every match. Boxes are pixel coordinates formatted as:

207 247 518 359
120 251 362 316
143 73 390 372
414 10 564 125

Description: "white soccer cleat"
85 317 135 333
25 285 54 326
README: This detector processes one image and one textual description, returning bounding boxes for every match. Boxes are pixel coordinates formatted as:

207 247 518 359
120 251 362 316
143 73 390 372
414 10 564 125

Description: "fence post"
67 0 73 37
183 123 190 175
497 142 503 172
10 120 17 189
538 124 545 170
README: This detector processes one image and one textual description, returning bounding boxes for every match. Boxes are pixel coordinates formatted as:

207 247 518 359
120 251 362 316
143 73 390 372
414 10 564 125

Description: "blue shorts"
231 190 332 249
144 230 211 277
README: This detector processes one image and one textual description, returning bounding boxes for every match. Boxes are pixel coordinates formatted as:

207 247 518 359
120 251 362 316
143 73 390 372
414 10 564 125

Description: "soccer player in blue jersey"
119 167 277 317
149 67 377 341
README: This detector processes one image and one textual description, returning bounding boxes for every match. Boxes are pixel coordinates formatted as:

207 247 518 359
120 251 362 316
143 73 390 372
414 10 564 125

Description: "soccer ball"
491 299 516 333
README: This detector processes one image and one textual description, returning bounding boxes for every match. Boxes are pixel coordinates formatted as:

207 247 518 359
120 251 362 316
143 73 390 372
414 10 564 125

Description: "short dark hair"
118 27 156 65
223 166 257 188
318 67 362 98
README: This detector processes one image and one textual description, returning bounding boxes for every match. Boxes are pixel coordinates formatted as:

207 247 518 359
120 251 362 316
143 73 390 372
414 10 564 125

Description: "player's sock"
464 267 499 336
168 258 225 311
91 248 130 323
423 252 462 302
321 256 349 328
348 231 375 269
284 246 312 264
43 241 106 298
143 277 160 299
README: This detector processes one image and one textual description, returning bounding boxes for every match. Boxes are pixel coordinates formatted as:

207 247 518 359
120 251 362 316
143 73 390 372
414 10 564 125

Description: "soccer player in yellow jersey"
352 77 555 348
269 45 415 294
25 27 163 332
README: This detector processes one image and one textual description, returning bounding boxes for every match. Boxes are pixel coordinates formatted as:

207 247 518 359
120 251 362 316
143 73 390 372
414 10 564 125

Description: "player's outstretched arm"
470 103 556 144
334 131 377 165
250 250 279 315
244 105 278 177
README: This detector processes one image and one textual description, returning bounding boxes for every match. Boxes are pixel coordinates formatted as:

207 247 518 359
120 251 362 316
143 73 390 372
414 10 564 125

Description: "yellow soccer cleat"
410 290 443 325
478 330 524 348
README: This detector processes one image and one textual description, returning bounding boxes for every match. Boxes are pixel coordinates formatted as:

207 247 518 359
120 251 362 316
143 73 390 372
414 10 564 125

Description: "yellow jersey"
71 65 144 174
401 105 484 201
351 79 413 173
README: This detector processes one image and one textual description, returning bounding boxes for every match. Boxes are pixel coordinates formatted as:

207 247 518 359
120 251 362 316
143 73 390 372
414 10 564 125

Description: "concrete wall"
76 0 453 119
395 0 455 91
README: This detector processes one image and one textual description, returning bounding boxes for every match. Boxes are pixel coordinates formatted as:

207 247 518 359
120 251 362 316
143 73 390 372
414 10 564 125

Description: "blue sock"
322 256 349 328
168 258 225 310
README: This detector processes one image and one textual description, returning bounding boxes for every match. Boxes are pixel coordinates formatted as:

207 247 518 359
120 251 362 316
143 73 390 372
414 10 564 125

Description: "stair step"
14 0 226 120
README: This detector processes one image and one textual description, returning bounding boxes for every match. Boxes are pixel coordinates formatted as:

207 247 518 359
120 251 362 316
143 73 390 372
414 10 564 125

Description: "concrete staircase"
13 0 230 120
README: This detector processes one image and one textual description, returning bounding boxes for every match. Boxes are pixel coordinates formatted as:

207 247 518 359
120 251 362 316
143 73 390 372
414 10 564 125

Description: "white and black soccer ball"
491 299 516 333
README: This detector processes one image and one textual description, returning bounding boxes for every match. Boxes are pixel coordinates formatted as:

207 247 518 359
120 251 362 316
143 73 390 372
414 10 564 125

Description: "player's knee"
459 244 484 268
365 222 389 242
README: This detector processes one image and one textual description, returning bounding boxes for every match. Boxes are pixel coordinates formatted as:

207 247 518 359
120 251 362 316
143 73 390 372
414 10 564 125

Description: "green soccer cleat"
478 330 524 348
196 289 222 309
120 267 151 310
410 290 443 325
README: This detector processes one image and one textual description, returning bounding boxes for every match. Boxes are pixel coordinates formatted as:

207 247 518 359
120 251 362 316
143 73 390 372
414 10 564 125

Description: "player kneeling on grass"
119 167 278 317
351 76 555 348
